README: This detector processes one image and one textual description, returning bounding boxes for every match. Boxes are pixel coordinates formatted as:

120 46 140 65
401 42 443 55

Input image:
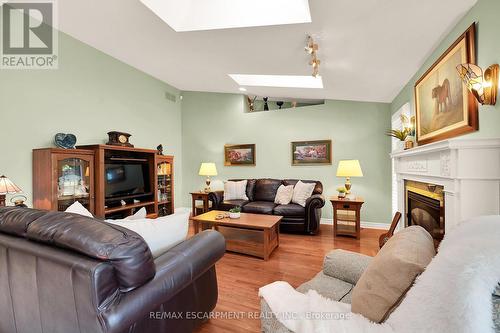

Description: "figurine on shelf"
157 144 164 155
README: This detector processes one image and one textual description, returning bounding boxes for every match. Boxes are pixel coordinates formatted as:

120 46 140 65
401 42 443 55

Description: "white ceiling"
56 0 477 103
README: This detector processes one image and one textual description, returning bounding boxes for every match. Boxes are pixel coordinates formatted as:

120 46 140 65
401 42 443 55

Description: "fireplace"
405 181 445 244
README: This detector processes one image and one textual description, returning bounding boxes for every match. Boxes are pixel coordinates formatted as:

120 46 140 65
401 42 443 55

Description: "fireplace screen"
406 188 444 243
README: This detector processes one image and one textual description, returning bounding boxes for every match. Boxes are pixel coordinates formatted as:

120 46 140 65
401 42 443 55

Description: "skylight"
139 0 311 32
229 74 323 89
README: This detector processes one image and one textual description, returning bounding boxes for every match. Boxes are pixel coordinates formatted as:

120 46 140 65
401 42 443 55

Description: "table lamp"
336 160 363 195
0 175 22 207
199 163 217 192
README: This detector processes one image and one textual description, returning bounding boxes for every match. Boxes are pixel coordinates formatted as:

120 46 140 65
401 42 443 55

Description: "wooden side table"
330 196 364 239
190 191 210 217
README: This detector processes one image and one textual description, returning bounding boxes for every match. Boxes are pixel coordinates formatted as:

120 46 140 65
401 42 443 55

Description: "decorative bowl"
229 212 241 219
54 133 77 149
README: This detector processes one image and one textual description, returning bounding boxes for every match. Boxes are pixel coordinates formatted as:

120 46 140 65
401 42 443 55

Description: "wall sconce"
456 63 498 105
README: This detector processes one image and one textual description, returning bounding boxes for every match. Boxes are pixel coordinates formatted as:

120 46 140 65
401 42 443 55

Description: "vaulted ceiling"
57 0 477 102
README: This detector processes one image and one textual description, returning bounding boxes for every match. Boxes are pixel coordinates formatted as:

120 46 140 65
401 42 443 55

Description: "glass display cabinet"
33 148 95 213
156 155 174 216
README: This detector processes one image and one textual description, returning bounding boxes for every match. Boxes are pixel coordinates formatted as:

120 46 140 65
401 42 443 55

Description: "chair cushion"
351 226 435 323
254 179 282 202
242 201 276 215
273 204 304 217
219 200 249 211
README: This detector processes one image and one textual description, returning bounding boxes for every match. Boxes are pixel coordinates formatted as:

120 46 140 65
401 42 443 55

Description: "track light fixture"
305 35 320 77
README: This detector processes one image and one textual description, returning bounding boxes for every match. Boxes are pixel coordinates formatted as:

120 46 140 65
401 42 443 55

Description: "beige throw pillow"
351 226 435 323
291 181 316 207
223 180 249 201
274 185 294 205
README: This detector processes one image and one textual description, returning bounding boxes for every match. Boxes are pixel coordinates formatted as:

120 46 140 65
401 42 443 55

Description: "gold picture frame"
224 144 256 166
291 140 332 165
414 23 478 145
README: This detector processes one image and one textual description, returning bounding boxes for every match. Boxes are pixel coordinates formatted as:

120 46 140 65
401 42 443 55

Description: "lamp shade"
0 175 22 194
199 163 218 176
336 160 363 177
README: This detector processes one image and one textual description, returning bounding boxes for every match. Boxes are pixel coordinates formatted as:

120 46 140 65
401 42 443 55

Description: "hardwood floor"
192 223 384 333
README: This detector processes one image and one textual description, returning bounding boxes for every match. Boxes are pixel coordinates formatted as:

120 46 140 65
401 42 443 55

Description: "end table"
330 196 364 239
190 191 211 217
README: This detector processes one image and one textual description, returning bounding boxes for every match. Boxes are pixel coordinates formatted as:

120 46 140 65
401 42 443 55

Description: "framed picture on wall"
291 140 332 165
224 144 256 166
414 23 478 145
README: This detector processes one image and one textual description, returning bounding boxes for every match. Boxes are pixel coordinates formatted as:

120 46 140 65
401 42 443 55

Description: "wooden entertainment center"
33 145 174 219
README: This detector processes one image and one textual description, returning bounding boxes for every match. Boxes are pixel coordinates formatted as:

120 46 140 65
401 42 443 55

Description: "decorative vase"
338 192 346 198
229 212 241 219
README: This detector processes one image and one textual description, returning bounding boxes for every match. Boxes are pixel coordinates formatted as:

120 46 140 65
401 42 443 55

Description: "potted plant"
386 128 411 151
229 207 241 219
336 186 347 198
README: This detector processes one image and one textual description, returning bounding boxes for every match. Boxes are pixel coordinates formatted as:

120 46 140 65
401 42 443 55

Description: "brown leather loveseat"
0 207 225 333
209 179 325 234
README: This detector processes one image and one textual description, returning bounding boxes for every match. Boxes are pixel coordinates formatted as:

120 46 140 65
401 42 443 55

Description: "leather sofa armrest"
208 190 224 209
305 194 325 210
323 249 372 285
100 230 226 333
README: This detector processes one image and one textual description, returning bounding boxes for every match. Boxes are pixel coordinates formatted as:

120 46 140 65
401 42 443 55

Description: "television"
105 163 150 199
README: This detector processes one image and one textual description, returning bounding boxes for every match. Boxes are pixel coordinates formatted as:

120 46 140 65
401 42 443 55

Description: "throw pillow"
291 181 316 207
351 226 436 323
274 185 294 205
124 207 147 220
65 201 93 218
224 180 249 201
107 208 190 258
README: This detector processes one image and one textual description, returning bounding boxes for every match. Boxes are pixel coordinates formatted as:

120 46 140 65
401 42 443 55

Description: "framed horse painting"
414 23 478 145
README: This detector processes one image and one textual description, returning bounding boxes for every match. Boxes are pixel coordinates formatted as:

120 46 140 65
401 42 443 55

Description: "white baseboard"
320 218 390 230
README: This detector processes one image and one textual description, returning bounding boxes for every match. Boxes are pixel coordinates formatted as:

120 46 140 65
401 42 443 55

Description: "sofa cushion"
224 180 249 200
291 181 316 207
107 208 189 258
351 226 435 323
297 271 353 303
254 179 282 202
275 185 294 205
229 179 257 201
284 179 323 195
219 199 249 211
273 204 304 217
242 201 276 215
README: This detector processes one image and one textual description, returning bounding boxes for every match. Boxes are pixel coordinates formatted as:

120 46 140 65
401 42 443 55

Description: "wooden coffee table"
192 210 282 260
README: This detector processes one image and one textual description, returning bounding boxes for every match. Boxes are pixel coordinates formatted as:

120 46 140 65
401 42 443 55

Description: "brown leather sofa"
208 179 325 234
0 207 225 333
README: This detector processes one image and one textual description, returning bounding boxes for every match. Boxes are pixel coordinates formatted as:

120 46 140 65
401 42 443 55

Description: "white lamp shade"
0 175 22 194
199 163 218 176
336 160 363 177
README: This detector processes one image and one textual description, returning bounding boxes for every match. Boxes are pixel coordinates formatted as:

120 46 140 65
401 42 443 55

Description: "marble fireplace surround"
391 138 500 233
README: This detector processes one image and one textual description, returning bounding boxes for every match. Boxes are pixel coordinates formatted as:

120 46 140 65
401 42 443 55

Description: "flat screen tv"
105 163 150 199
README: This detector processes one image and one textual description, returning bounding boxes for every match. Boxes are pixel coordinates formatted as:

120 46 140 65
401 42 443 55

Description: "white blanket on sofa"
259 215 500 333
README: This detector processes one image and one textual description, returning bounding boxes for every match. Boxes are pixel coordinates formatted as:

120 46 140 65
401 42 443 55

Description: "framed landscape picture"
291 140 332 165
414 23 478 145
224 144 256 166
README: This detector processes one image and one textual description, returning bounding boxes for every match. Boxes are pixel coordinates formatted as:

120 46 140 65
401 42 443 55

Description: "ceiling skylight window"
229 74 323 89
139 0 311 32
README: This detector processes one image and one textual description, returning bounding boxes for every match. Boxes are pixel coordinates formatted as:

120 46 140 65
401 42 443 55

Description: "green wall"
391 0 500 138
181 92 392 223
0 31 183 207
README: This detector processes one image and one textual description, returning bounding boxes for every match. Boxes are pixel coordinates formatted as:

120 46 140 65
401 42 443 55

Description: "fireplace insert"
407 190 444 243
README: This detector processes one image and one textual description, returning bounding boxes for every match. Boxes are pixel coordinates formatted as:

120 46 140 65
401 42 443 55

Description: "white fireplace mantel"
391 138 500 233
